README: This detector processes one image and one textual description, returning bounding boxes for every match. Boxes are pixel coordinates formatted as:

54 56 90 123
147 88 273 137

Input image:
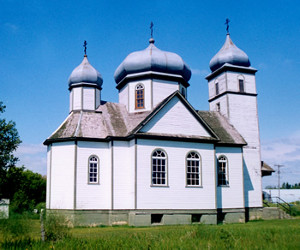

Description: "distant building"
0 199 9 219
44 30 263 225
261 161 275 177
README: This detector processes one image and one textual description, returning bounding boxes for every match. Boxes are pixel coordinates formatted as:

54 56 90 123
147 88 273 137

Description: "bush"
290 202 300 216
35 202 46 212
45 212 71 241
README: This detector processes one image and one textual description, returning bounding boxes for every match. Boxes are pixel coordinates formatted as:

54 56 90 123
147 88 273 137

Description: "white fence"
263 189 300 203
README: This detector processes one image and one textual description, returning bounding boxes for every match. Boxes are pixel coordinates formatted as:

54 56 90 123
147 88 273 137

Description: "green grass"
0 217 299 249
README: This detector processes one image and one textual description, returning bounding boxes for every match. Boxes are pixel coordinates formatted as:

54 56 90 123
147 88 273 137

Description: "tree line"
0 102 46 213
265 182 300 189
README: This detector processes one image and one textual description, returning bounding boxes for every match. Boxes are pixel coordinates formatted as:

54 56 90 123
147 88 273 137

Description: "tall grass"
0 217 299 249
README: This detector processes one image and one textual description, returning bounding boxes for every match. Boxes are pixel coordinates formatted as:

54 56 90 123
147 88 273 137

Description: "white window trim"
151 149 168 187
217 155 229 186
88 155 100 184
186 151 202 187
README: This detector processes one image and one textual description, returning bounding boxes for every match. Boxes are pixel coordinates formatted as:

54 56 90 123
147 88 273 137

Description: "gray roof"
48 102 150 141
45 92 246 146
68 55 103 89
209 34 250 72
114 39 191 84
261 161 275 177
197 111 246 145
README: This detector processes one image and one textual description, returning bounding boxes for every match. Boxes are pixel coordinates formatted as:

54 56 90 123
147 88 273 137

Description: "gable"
139 96 212 137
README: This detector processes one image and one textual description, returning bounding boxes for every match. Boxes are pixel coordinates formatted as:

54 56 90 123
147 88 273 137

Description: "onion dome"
114 38 191 84
209 34 251 72
68 55 103 88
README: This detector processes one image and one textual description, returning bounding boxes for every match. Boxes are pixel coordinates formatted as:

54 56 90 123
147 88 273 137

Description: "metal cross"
225 18 230 33
150 22 154 38
83 40 87 55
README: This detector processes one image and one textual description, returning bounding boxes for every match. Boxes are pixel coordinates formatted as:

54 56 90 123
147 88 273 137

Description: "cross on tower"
83 40 87 55
150 22 154 38
225 18 230 33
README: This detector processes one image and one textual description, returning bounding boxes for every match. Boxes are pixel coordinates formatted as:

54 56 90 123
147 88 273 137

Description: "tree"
0 102 21 170
0 101 22 198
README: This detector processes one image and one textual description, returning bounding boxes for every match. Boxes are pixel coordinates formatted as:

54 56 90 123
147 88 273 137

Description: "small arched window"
239 79 245 93
217 156 228 186
135 84 144 109
215 82 219 95
151 149 167 186
186 152 201 186
88 156 99 184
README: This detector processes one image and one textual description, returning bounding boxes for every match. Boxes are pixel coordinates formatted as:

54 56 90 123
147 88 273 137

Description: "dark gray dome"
114 39 191 84
68 55 103 88
209 34 250 72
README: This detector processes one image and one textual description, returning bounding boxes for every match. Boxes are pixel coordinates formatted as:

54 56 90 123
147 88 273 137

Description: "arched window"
239 79 245 93
215 82 219 95
237 75 245 93
186 151 201 186
152 149 167 186
135 84 144 109
217 156 228 186
88 156 99 184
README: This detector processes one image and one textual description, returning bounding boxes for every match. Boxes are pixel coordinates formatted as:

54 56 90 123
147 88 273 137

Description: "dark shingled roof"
45 92 246 146
197 111 246 145
48 102 150 141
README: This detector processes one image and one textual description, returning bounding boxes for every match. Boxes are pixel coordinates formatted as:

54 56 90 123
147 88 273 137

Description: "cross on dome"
83 40 87 55
225 18 230 34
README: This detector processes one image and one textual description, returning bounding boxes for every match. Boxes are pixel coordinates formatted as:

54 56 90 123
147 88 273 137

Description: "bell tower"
68 41 103 112
206 29 262 209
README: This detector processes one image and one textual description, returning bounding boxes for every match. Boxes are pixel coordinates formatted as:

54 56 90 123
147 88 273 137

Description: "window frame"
186 151 202 187
151 149 168 187
217 155 229 186
135 83 145 109
216 102 220 112
88 155 100 184
215 82 219 96
239 79 245 93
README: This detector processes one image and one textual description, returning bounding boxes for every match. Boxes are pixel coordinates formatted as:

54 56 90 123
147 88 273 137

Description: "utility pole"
274 164 284 202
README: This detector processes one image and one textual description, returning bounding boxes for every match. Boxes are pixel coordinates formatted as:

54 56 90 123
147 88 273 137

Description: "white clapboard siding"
95 89 100 108
83 87 95 110
46 145 51 209
208 69 262 209
227 95 260 147
113 140 135 209
69 90 73 112
76 141 111 209
50 142 75 209
73 87 82 110
209 95 228 115
136 139 216 209
243 148 262 207
208 72 226 99
226 72 257 94
140 96 211 137
128 79 152 113
152 79 179 107
119 85 129 110
216 147 244 209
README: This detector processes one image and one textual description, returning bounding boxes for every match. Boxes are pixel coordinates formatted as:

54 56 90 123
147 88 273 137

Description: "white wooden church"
44 29 263 225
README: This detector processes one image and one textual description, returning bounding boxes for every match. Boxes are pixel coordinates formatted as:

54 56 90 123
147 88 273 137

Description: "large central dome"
114 39 191 84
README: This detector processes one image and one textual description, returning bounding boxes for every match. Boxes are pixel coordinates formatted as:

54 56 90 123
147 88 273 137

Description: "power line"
274 164 284 201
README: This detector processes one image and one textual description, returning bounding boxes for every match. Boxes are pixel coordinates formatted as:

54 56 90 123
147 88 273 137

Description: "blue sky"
1 0 299 188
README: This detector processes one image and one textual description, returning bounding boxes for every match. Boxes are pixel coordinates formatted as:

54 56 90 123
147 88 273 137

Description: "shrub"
45 212 71 241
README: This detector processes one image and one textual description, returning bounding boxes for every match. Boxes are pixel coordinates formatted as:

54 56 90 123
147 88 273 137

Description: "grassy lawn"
0 217 299 249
